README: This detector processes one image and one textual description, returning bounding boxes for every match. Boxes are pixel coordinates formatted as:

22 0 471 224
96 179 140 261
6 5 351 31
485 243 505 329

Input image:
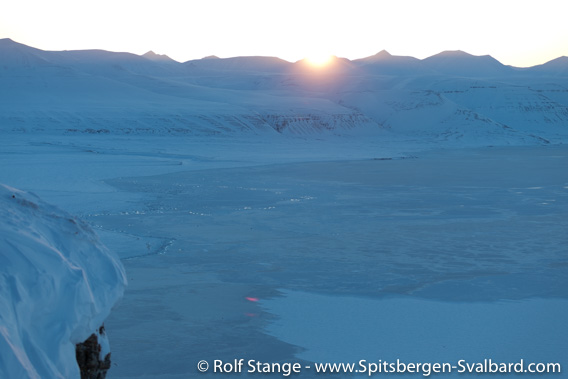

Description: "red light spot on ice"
246 297 259 302
245 313 258 317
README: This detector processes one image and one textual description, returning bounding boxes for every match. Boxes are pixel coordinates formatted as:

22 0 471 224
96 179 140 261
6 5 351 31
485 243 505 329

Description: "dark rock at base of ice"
76 326 111 379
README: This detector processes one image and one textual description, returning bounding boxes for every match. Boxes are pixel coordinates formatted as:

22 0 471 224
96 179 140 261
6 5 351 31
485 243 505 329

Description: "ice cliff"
0 184 127 378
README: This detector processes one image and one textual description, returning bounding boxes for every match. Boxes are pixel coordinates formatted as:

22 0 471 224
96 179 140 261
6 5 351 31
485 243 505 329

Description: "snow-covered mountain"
142 50 177 63
353 50 433 76
421 50 513 77
1 38 567 144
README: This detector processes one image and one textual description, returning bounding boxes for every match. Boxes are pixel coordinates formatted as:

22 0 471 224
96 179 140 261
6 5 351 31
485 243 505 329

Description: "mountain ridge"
1 38 566 70
1 38 567 145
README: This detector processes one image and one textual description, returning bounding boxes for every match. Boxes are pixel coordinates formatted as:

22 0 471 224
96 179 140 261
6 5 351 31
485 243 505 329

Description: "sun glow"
1 1 566 68
306 54 333 67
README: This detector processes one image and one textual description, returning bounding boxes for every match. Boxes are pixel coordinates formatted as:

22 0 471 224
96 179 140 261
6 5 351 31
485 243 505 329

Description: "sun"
306 54 333 67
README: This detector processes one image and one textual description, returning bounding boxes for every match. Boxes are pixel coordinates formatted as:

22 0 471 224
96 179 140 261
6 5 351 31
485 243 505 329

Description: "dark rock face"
76 326 111 379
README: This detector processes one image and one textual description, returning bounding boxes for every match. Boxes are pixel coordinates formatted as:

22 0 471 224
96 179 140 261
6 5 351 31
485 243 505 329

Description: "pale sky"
1 0 567 67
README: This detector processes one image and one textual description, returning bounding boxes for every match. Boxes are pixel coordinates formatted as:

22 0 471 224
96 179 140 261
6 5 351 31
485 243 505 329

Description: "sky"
1 0 567 67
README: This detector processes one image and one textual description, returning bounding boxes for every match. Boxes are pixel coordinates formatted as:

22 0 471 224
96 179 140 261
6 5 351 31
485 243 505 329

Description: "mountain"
422 50 512 77
1 38 567 144
0 39 377 136
526 56 568 76
185 55 291 73
49 48 189 77
142 50 177 63
293 55 359 73
0 37 58 68
353 50 431 76
0 38 187 77
354 49 394 63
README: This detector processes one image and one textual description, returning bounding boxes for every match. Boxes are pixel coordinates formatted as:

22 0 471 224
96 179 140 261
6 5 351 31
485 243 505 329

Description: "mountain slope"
526 56 568 76
1 38 567 143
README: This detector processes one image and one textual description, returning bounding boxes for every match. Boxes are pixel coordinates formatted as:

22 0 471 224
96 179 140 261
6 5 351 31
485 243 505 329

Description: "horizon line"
1 37 566 69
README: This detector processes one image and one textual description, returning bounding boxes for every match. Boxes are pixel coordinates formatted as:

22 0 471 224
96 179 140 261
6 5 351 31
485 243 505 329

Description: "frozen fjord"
96 144 568 378
1 134 567 378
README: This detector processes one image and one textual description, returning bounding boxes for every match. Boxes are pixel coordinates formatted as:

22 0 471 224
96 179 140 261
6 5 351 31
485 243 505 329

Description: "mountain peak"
0 38 24 48
422 50 508 77
366 50 392 60
425 50 502 64
528 56 568 75
355 49 424 67
375 50 392 58
543 56 568 65
431 50 475 58
142 50 175 62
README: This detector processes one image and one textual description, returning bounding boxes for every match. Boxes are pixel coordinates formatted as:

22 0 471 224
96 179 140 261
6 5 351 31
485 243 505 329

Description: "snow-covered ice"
4 136 566 378
105 145 568 378
263 290 568 368
0 184 126 379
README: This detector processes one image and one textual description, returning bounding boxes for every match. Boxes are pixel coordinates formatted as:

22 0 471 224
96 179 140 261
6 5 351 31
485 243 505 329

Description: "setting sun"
306 54 333 67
